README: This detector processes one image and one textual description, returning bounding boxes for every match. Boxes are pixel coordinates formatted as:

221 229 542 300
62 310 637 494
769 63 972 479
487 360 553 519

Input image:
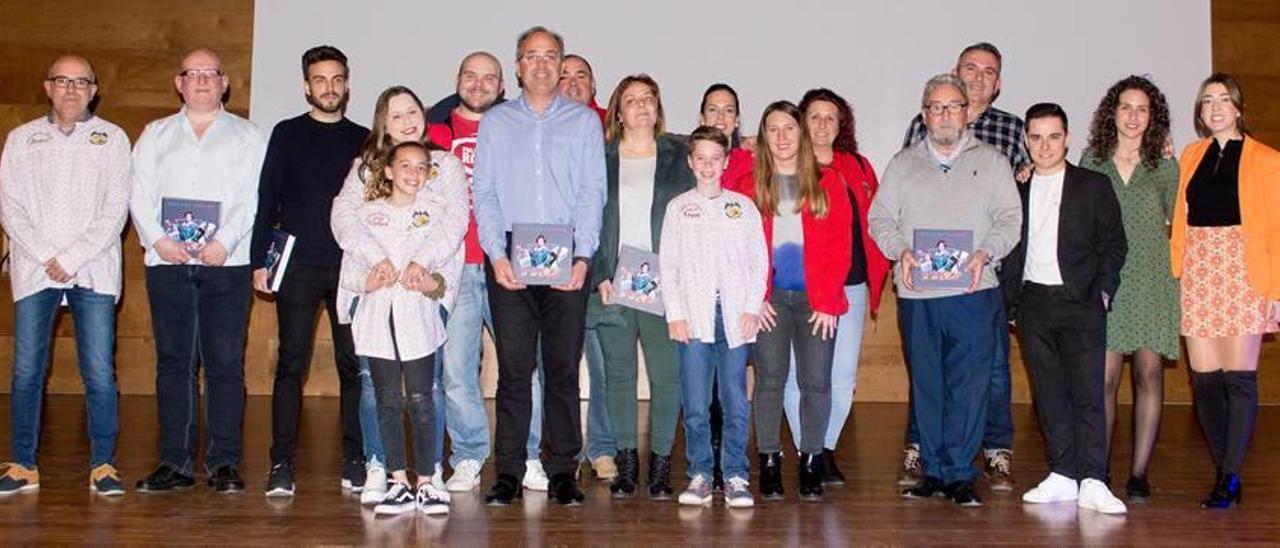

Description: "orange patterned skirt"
1180 226 1278 337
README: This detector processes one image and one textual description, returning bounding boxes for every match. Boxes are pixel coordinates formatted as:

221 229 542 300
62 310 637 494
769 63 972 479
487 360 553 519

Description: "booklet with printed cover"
910 228 973 289
161 197 220 261
264 229 296 293
511 223 573 286
612 245 664 315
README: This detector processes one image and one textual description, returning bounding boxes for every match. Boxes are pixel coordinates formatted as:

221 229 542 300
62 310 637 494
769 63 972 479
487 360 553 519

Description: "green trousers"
597 304 681 456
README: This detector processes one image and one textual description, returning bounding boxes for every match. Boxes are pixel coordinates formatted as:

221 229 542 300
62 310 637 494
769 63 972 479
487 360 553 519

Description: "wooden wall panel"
0 0 1277 404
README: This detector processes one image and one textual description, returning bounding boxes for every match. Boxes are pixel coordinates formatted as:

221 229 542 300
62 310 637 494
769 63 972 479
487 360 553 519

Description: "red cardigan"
735 166 853 316
830 152 890 315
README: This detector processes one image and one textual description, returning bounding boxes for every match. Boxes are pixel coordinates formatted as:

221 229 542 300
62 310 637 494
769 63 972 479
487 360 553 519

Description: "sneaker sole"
898 476 923 486
0 484 40 495
523 483 548 491
956 499 984 507
726 497 755 508
265 486 295 498
360 492 386 506
446 482 479 492
342 479 365 493
678 494 712 506
374 504 416 516
91 486 125 496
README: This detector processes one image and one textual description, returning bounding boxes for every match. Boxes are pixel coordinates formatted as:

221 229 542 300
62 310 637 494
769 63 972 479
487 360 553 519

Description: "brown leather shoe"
985 449 1015 492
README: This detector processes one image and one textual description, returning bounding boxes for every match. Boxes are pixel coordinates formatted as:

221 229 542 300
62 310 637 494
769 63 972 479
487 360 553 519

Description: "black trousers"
269 264 362 465
486 260 588 479
1018 282 1107 481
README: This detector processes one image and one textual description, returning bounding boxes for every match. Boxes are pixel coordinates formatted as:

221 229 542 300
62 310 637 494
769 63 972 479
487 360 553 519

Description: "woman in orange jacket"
1171 73 1280 508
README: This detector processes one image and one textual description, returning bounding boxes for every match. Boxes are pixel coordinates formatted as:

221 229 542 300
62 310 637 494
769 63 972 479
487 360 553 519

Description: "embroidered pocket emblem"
411 210 430 228
89 131 108 145
724 202 743 219
681 204 703 218
28 132 52 145
366 212 389 227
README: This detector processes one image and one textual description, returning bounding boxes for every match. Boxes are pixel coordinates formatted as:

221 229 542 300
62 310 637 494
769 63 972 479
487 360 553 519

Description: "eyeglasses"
925 102 967 116
179 68 224 81
47 76 96 90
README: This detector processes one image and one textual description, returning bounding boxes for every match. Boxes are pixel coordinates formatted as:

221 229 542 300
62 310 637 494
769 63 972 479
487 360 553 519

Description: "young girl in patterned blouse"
661 126 768 508
340 141 461 516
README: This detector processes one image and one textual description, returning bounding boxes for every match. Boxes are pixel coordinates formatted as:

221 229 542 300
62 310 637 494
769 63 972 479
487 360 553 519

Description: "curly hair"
799 88 858 155
1085 75 1171 169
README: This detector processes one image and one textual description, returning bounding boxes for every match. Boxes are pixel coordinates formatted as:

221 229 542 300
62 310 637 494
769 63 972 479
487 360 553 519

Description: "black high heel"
1200 473 1241 508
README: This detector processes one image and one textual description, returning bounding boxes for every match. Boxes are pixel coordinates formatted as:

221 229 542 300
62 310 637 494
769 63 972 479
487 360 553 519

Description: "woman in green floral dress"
1079 75 1181 502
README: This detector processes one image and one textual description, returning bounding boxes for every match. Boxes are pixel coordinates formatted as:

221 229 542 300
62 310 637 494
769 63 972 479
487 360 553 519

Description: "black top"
844 186 868 286
250 114 370 268
1186 139 1243 227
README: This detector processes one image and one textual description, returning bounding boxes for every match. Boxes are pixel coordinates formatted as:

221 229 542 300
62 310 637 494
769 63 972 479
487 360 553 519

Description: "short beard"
928 128 960 148
307 92 347 114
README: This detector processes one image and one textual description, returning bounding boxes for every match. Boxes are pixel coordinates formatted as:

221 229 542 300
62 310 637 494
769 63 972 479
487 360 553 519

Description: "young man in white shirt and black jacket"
999 103 1129 514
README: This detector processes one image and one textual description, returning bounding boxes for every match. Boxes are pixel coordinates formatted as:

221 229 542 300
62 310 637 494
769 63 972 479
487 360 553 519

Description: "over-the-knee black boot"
1190 370 1229 467
1222 370 1258 475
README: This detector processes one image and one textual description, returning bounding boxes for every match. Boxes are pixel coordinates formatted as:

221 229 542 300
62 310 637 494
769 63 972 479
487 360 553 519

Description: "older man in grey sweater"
868 73 1021 507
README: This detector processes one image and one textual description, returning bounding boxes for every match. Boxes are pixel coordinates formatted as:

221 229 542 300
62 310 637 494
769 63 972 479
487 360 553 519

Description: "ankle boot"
799 452 825 500
1201 472 1242 508
647 452 674 500
1190 369 1229 467
821 448 846 485
1223 371 1258 476
610 449 639 498
758 452 784 500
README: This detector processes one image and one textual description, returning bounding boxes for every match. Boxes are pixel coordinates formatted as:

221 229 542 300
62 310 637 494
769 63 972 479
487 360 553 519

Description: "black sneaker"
374 481 416 516
341 458 366 493
483 474 522 506
647 453 674 500
135 464 195 493
948 481 983 507
265 461 295 498
901 476 946 499
208 465 245 494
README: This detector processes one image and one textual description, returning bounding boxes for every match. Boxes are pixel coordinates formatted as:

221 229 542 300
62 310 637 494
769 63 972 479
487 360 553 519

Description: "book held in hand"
264 229 296 293
612 245 664 316
511 223 573 286
161 197 220 261
910 228 973 289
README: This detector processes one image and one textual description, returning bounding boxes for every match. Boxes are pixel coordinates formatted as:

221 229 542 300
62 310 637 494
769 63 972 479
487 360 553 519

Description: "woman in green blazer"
592 74 695 500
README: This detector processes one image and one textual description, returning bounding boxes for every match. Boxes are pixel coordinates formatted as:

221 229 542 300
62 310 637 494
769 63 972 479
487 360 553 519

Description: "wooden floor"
0 396 1277 546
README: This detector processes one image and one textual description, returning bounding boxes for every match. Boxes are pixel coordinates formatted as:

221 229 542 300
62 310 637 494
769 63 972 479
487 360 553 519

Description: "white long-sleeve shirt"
338 188 462 361
129 107 266 267
331 150 468 310
0 115 132 302
659 189 769 349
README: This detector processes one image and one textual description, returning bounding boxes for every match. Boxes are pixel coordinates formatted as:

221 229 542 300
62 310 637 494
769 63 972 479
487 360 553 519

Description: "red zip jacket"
735 166 853 316
830 151 890 315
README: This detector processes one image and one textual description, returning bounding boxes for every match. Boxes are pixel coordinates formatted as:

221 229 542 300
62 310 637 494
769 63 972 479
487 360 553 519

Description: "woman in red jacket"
779 88 889 485
738 101 852 501
699 83 755 192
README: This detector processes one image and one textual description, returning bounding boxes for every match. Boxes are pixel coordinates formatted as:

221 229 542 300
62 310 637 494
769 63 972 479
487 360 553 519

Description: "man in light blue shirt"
473 25 606 507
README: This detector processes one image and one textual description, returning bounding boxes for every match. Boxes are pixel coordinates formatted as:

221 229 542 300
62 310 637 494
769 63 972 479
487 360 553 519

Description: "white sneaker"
417 482 451 516
446 459 482 492
723 476 755 508
1022 472 1079 503
678 475 713 506
360 467 388 506
430 466 451 503
1077 478 1127 514
522 459 549 491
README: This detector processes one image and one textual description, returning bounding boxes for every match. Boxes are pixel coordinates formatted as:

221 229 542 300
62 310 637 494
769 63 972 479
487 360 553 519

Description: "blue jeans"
784 283 867 451
10 287 118 468
678 305 750 481
905 296 1013 452
582 326 614 460
145 265 252 474
898 289 998 483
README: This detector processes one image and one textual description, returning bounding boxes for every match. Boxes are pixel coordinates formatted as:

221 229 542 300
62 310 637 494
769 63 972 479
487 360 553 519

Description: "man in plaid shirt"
897 42 1026 493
